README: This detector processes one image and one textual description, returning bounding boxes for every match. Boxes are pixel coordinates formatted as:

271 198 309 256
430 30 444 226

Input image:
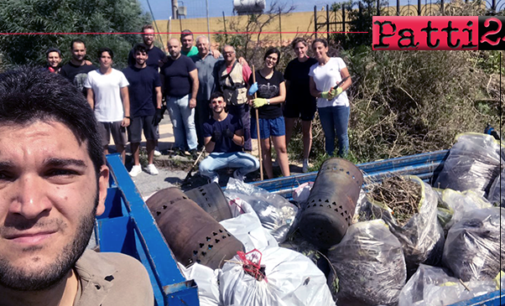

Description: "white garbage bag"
178 263 220 306
219 247 335 306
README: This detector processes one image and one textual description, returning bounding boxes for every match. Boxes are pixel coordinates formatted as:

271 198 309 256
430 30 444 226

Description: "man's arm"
86 88 94 109
232 128 244 147
120 86 131 127
155 86 162 109
211 48 221 59
189 68 199 109
204 136 215 153
159 73 166 97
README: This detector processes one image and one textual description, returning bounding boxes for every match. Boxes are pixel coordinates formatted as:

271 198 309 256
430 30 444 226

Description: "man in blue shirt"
199 91 260 184
123 44 163 177
160 38 199 158
128 25 166 71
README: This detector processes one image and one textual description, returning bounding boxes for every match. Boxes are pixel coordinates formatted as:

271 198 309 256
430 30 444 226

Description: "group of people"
43 24 352 182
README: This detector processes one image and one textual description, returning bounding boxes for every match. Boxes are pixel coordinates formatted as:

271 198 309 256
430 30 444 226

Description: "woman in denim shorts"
248 48 290 179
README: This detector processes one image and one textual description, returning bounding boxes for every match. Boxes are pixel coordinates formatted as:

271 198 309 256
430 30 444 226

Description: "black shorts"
283 99 317 121
128 115 158 143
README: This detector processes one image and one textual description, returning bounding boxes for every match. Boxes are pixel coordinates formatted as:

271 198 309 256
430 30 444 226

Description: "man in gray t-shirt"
190 35 223 149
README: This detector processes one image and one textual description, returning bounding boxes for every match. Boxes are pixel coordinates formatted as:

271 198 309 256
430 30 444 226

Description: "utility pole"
172 0 178 20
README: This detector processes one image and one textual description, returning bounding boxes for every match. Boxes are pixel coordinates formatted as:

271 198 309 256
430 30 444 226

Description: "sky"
137 0 333 20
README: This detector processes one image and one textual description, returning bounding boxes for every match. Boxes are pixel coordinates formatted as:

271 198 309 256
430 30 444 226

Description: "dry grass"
370 176 421 226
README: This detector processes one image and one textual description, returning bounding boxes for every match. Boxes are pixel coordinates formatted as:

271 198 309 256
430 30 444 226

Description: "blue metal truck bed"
96 152 504 306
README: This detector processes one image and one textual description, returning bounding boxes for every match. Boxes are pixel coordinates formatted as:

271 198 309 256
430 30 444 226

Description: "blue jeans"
167 94 198 151
199 152 260 181
318 106 350 157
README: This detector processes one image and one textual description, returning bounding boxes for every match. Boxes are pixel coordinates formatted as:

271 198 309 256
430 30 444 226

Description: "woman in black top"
248 48 290 179
284 37 318 173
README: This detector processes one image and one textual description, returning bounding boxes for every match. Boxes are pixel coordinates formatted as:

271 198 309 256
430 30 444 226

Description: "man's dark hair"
264 48 281 67
70 39 86 50
46 47 62 58
0 66 103 175
133 43 148 54
141 24 154 32
181 29 193 38
98 47 114 60
209 91 224 102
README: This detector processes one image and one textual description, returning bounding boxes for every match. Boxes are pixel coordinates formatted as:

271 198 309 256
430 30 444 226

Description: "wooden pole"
252 65 264 181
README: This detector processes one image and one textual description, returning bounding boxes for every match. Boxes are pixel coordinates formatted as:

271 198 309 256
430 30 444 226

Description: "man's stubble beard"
0 192 99 292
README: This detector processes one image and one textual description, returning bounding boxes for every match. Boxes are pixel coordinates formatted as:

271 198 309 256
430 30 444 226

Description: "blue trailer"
96 152 504 306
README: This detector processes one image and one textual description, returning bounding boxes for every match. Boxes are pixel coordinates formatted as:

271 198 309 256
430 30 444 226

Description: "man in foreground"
85 48 130 163
123 44 163 176
199 91 259 184
0 67 153 306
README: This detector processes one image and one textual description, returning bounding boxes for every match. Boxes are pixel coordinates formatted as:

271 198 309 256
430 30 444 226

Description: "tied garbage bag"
328 220 407 306
178 263 220 306
443 207 505 282
437 189 492 232
219 247 335 306
224 178 298 243
363 176 444 276
291 182 314 204
399 264 503 306
487 168 505 207
434 133 503 197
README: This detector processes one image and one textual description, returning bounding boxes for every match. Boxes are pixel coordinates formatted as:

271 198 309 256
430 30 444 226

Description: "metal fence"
314 0 505 40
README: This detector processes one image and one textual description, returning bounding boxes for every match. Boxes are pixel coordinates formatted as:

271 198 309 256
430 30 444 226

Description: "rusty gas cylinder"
298 158 363 249
146 187 244 269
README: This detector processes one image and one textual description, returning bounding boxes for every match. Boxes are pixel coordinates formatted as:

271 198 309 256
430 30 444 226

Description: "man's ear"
95 165 110 217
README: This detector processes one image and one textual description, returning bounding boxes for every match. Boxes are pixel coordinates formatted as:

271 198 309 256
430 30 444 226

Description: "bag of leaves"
434 133 503 197
487 168 505 207
398 264 503 306
328 220 407 306
364 175 444 276
443 207 505 282
438 189 492 233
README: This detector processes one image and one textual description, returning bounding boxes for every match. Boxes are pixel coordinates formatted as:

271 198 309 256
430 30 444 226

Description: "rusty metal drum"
298 158 363 249
146 187 244 269
184 183 232 222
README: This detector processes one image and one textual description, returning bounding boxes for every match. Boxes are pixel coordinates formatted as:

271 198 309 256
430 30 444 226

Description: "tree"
0 0 151 69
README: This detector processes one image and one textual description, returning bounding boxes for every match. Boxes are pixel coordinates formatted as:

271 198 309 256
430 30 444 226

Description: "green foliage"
0 0 150 69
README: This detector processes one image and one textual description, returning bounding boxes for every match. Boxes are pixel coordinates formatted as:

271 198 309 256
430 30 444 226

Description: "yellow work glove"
253 98 268 108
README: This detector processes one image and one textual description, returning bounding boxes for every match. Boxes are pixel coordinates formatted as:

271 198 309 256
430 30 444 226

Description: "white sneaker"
129 165 142 177
233 170 246 181
302 159 309 173
144 164 159 175
154 150 162 157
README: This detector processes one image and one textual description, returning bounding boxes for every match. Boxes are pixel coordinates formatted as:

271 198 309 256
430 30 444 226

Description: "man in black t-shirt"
60 39 97 96
123 44 163 177
199 92 259 184
128 25 166 71
160 38 199 157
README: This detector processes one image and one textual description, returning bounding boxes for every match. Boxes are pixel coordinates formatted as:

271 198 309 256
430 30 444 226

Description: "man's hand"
334 87 343 97
253 98 267 108
248 82 258 96
122 117 131 127
224 127 234 139
238 57 247 66
189 98 197 108
212 49 221 59
211 130 222 143
152 108 164 126
321 88 336 100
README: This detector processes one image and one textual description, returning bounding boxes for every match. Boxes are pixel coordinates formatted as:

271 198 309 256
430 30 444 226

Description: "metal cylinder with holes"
298 158 363 249
184 183 232 222
146 187 244 269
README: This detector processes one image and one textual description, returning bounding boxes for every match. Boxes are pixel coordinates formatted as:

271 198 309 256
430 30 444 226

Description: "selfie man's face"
0 120 109 291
